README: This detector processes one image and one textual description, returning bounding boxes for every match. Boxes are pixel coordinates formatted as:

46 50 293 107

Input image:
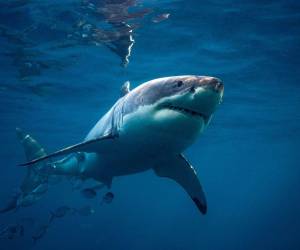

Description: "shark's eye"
177 81 183 87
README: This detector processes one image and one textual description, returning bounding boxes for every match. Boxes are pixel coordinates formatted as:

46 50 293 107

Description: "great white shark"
12 75 223 215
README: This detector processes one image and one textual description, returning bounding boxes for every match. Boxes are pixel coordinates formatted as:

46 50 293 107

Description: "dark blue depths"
0 0 299 250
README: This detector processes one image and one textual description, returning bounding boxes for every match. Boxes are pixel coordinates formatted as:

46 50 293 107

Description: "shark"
14 75 224 215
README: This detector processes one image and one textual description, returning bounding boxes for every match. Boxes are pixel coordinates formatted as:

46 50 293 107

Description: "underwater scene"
0 0 299 249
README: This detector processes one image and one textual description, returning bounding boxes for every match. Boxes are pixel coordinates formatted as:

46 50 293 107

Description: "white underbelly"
89 108 205 177
119 107 204 153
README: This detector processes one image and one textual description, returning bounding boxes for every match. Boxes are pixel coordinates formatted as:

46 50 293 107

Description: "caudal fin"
16 128 47 161
16 128 48 194
0 192 19 213
0 129 49 213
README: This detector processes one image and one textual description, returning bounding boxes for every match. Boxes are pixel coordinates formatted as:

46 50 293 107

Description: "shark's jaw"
120 86 223 154
155 85 223 126
162 103 209 122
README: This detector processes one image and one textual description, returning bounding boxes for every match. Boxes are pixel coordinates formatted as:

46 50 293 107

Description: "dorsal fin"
120 81 130 97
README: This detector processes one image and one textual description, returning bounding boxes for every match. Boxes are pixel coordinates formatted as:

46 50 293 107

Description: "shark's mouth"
165 104 208 120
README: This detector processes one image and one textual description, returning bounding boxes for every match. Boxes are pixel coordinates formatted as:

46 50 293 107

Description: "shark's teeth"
165 105 206 119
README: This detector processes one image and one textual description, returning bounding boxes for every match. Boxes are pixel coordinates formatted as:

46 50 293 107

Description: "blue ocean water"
0 0 299 249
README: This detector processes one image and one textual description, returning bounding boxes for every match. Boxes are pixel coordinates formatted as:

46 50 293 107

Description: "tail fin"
16 128 47 161
0 192 19 213
0 129 49 213
16 128 48 194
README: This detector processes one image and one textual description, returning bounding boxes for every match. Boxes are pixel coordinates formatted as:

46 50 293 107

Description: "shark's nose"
213 78 224 92
200 77 224 93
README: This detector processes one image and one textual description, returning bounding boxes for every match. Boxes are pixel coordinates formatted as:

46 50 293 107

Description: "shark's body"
10 75 224 215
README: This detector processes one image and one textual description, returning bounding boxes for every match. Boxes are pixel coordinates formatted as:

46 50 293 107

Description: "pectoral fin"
19 134 116 167
153 154 207 214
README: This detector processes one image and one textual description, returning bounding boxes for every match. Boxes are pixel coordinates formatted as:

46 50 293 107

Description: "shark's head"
151 75 224 124
122 75 224 151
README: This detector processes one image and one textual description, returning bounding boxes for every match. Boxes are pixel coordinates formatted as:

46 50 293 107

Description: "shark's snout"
197 76 224 93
